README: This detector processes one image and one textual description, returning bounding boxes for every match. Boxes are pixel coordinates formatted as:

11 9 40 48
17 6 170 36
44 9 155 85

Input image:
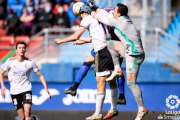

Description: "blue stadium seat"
10 5 23 16
7 0 15 6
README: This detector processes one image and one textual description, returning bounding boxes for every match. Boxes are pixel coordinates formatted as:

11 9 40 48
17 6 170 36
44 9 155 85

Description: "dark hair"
16 41 26 49
117 3 128 16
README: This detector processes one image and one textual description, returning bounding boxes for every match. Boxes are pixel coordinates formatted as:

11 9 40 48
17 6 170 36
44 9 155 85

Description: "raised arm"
91 9 114 26
0 69 7 97
54 27 86 45
73 37 92 45
35 71 51 99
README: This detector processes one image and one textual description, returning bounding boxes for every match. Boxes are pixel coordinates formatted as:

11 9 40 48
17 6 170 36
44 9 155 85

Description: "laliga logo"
166 95 180 109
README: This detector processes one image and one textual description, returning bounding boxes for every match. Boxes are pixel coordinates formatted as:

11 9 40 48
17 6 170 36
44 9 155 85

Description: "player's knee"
24 109 31 117
19 115 25 120
97 83 105 92
108 79 117 88
127 82 136 87
85 58 94 65
85 55 94 65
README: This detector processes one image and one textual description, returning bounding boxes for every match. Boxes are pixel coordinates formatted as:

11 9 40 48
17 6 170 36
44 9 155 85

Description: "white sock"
25 117 32 120
95 92 106 115
110 87 118 110
138 106 144 112
114 65 121 71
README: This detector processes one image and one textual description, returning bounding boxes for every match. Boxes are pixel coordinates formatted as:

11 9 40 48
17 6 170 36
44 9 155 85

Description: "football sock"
118 93 125 100
95 92 106 115
110 86 118 109
116 75 125 94
72 62 91 90
127 82 144 110
25 117 31 120
71 82 80 91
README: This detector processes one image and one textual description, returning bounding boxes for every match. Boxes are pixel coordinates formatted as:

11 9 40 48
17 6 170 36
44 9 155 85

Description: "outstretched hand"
55 38 63 45
1 86 7 97
73 40 84 45
46 89 51 99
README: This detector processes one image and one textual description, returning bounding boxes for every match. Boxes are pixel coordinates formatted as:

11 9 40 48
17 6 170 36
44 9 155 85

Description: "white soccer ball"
73 2 84 15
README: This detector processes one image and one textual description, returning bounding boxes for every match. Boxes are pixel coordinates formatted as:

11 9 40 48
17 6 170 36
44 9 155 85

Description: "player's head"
79 5 91 18
114 3 128 18
16 41 26 57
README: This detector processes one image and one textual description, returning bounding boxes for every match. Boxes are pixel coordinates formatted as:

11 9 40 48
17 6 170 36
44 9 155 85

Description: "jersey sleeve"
1 59 10 71
31 61 39 72
95 9 118 27
80 16 91 28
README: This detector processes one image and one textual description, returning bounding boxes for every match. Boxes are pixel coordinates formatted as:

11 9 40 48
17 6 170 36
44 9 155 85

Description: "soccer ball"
73 2 84 15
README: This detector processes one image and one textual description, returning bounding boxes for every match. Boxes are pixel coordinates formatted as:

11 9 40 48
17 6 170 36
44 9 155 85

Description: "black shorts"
95 47 114 76
11 91 32 110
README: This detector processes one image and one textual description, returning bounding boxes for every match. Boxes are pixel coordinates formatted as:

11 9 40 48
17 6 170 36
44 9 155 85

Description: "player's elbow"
74 35 80 40
89 39 92 43
39 74 44 79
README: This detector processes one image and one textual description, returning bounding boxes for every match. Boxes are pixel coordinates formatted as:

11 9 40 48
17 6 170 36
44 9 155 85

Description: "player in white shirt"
0 41 51 120
55 5 118 120
86 1 148 120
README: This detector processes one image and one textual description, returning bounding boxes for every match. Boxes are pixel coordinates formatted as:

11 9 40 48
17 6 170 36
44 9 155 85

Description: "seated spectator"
1 10 20 35
25 0 34 8
15 4 36 36
32 1 55 35
0 0 5 19
54 4 70 29
34 0 41 11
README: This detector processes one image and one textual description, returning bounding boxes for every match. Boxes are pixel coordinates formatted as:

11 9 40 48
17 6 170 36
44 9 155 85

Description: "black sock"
71 82 80 91
118 93 125 100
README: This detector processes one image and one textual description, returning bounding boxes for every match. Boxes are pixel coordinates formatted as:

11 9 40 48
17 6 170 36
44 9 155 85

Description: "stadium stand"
0 36 14 45
14 36 29 45
159 8 180 62
27 36 44 58
10 5 23 16
0 28 6 36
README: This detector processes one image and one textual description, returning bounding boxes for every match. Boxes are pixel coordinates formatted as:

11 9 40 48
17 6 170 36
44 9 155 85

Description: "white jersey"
1 57 39 95
80 15 110 52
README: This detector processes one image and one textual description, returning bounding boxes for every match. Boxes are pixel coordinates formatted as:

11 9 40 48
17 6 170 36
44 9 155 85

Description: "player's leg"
24 104 32 120
103 78 119 120
107 40 126 104
11 93 25 120
86 76 106 120
116 75 126 104
22 91 33 120
17 108 25 120
113 40 122 57
117 58 126 105
64 50 95 96
106 41 123 81
87 47 114 120
126 54 148 120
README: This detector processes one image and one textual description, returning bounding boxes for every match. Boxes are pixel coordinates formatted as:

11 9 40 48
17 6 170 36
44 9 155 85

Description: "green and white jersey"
1 57 39 95
95 10 144 57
